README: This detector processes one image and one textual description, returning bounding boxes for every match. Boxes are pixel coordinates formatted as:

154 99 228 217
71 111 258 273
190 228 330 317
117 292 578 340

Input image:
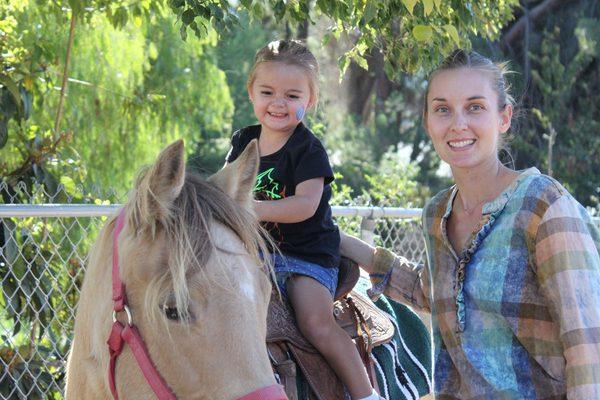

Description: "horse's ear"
208 139 259 206
134 140 186 222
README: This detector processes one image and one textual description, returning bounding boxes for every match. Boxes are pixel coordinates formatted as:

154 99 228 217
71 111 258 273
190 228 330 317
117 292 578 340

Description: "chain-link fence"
0 182 428 399
2 182 599 399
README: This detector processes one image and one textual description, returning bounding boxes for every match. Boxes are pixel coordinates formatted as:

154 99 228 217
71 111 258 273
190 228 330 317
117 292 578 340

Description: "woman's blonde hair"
247 39 320 105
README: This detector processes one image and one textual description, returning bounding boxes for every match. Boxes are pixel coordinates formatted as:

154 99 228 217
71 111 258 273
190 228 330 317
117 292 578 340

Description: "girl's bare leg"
286 275 374 399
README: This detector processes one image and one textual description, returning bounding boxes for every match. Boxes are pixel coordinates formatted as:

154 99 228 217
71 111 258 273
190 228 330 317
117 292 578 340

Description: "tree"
1 1 234 196
170 0 518 77
505 1 599 207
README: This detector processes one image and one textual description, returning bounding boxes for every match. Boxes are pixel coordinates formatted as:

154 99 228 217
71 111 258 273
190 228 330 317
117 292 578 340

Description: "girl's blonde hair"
247 39 320 105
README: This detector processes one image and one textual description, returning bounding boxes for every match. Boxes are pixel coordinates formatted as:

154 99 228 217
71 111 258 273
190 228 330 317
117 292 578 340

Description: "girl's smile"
248 62 313 138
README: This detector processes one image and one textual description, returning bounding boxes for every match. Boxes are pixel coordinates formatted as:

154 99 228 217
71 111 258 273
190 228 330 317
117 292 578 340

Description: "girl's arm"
254 177 324 223
535 194 600 399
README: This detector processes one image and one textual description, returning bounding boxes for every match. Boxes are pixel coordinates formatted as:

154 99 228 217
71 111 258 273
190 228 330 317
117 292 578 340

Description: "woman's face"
424 67 512 171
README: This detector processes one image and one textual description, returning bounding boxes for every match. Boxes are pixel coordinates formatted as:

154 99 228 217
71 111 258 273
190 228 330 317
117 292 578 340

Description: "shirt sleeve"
293 140 334 185
367 246 431 312
535 194 600 399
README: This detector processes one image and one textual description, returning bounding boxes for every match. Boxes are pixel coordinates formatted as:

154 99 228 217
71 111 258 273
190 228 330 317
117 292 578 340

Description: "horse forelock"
132 170 272 328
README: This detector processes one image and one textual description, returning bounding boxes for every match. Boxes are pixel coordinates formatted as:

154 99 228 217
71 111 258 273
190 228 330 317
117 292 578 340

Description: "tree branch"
53 11 76 140
501 0 578 50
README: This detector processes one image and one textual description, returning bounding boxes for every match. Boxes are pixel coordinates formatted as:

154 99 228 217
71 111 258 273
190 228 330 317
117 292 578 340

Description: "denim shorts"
271 253 339 299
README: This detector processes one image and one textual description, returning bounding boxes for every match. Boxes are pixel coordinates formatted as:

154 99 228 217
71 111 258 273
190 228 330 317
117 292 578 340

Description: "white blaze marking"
238 262 256 302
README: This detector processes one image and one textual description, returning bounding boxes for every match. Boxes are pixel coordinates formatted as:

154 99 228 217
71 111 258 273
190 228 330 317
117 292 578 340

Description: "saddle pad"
266 289 395 352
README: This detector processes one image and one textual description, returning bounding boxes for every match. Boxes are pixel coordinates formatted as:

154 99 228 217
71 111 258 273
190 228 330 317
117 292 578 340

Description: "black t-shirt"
225 123 340 268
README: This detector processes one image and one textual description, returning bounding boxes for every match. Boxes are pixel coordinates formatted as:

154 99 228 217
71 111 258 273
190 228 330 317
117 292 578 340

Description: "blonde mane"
125 169 272 326
66 140 282 399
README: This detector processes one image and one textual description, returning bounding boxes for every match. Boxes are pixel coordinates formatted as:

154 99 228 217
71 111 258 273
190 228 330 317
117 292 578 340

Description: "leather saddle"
266 257 395 400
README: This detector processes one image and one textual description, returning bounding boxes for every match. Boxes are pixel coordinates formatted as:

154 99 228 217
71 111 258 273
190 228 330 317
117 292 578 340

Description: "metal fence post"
360 215 376 246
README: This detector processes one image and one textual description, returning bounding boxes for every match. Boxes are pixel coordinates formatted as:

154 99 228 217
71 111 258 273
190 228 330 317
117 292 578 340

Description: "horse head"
66 140 285 399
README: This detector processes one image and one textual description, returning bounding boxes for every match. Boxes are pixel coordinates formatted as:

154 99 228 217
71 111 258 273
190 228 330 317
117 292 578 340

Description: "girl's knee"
296 312 336 341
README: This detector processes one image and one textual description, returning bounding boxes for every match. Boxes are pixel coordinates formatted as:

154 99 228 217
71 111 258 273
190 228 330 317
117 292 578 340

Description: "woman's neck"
451 159 518 213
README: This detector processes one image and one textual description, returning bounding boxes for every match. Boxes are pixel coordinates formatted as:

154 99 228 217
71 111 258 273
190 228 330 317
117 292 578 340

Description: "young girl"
225 40 381 400
341 50 600 399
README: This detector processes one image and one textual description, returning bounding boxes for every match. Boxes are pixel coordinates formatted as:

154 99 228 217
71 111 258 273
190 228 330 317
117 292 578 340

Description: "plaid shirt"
370 168 600 399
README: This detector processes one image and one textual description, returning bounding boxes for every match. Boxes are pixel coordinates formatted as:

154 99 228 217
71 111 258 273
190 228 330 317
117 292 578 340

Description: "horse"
64 139 432 400
65 139 287 399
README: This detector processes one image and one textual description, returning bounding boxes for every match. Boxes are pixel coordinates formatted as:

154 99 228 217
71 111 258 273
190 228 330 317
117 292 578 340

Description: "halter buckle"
112 305 132 325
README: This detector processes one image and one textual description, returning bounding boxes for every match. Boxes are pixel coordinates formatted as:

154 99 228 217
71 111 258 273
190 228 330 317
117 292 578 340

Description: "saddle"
266 257 395 400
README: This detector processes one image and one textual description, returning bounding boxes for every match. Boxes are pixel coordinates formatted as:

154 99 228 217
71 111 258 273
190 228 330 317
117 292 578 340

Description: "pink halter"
107 209 287 400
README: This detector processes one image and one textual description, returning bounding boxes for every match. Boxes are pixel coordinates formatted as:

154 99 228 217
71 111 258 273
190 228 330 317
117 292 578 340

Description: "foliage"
169 0 518 78
187 10 274 174
510 10 599 207
331 148 430 247
530 24 598 205
1 1 233 196
332 145 430 208
0 1 231 397
66 13 233 189
0 182 110 398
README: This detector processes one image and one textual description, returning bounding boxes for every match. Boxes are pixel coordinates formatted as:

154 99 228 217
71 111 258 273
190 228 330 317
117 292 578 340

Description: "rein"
107 209 287 400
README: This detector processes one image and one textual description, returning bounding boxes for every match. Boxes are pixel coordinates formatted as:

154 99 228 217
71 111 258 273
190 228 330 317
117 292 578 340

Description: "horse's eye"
163 305 180 321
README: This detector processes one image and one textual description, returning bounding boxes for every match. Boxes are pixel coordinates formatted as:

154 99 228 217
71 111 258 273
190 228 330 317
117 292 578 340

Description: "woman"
341 50 600 399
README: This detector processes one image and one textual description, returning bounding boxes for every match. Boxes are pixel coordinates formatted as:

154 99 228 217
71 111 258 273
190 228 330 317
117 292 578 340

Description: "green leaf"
0 74 24 117
273 0 286 20
181 9 195 25
444 24 460 45
338 54 350 81
353 54 369 70
59 176 76 193
364 0 378 23
170 0 185 8
423 0 434 15
1 218 16 269
433 0 443 9
402 0 418 15
413 25 433 42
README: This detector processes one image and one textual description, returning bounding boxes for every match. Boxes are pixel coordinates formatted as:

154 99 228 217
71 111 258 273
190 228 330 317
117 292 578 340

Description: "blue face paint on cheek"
295 106 305 121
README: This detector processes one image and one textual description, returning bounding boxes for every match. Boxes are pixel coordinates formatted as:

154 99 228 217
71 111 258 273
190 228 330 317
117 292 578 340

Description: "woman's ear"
499 104 513 133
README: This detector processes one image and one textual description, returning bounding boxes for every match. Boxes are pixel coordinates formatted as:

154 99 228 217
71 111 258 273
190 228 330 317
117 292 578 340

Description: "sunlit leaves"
402 0 419 15
1 0 232 194
413 25 433 42
444 24 460 45
165 0 518 79
422 0 434 16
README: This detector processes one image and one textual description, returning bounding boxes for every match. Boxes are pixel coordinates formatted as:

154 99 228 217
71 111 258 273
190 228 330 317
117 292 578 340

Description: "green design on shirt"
253 168 283 200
